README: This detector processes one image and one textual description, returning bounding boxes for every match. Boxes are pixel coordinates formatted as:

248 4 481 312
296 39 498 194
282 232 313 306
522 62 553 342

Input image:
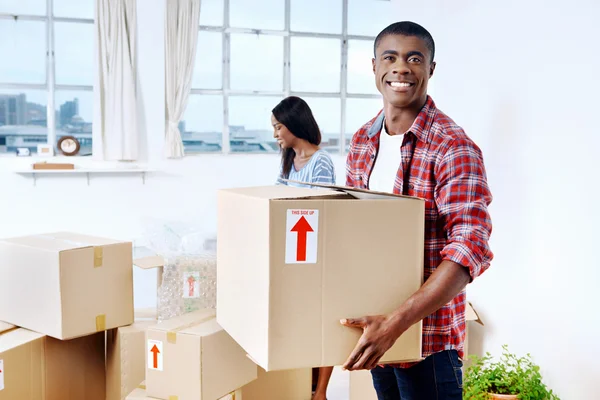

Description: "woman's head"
271 96 322 178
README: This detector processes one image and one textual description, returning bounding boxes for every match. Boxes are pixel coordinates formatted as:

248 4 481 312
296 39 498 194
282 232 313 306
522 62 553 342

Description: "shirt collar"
367 95 437 143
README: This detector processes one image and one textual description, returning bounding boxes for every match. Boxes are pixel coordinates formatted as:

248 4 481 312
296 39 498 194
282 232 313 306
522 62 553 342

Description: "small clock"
57 135 80 156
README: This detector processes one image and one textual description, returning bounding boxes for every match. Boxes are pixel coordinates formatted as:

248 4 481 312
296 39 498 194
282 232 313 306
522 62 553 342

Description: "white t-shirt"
368 119 405 193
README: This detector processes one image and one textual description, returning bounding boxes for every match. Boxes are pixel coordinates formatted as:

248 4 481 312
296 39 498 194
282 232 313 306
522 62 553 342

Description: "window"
182 0 384 155
0 0 94 155
345 97 383 150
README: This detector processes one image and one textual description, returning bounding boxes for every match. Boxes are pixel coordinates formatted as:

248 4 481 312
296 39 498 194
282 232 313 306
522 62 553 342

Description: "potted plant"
463 344 560 400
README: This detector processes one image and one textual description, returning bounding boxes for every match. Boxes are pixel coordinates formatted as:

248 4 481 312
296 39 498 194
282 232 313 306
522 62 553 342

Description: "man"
340 21 493 399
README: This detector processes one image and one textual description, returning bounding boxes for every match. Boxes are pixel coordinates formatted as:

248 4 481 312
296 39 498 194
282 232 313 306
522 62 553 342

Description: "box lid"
0 328 45 353
219 185 344 201
0 321 15 335
148 309 216 334
0 232 128 253
466 302 484 325
283 180 424 201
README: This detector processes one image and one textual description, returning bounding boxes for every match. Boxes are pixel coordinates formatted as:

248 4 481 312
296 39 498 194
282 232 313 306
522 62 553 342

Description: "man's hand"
340 314 402 371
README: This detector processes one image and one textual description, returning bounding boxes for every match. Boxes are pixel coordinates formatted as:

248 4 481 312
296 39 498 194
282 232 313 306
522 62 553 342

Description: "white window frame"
0 0 94 156
191 0 382 155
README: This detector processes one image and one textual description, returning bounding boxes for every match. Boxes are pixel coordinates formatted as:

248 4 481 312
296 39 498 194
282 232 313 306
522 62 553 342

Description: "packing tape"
169 396 178 400
138 384 146 389
166 310 216 344
94 247 103 267
96 314 106 331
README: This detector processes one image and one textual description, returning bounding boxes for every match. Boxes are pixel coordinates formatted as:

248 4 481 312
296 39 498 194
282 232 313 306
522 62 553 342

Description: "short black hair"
374 21 435 63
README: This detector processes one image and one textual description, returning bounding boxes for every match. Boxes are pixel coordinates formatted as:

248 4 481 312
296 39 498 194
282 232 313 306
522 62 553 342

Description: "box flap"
0 328 45 353
219 185 344 201
0 232 128 252
148 309 216 333
283 180 424 201
180 317 221 337
0 321 15 335
465 302 484 325
133 255 164 270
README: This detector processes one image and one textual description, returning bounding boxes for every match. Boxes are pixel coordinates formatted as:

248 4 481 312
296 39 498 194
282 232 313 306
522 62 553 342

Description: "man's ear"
429 61 436 78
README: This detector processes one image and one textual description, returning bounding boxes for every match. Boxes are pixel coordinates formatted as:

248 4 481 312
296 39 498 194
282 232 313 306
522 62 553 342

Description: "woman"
271 96 335 400
273 96 336 189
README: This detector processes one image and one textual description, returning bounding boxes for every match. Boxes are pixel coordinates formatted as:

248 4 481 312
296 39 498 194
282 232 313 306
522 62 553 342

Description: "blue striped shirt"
276 149 336 188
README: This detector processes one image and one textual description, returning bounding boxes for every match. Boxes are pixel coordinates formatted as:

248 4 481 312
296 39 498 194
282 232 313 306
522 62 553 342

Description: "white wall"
403 1 599 399
0 1 598 398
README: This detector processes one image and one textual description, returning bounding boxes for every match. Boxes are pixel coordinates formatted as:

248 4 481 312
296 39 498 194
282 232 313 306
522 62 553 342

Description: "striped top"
276 149 336 187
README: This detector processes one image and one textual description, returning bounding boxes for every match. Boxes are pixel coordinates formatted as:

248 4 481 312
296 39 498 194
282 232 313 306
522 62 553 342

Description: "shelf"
14 166 154 186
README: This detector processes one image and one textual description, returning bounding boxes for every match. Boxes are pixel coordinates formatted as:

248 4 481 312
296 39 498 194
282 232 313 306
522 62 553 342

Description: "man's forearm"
387 260 471 336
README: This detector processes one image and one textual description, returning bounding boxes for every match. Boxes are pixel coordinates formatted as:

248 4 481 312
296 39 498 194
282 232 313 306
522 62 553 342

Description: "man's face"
372 34 435 109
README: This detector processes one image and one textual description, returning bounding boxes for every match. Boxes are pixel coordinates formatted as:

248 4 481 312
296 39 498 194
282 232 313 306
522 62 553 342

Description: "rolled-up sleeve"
435 137 493 281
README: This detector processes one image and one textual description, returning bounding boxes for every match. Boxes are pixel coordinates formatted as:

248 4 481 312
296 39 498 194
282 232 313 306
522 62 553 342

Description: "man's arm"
341 137 493 370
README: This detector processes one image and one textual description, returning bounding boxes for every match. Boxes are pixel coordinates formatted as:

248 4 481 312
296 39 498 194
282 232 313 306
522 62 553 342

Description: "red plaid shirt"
346 96 493 366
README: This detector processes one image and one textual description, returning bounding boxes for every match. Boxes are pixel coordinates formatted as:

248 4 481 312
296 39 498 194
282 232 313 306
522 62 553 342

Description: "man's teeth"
389 82 412 87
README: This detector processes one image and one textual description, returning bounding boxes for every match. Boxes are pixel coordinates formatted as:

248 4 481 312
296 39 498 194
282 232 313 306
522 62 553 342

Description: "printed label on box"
285 209 319 264
0 359 4 391
147 340 163 371
183 271 200 298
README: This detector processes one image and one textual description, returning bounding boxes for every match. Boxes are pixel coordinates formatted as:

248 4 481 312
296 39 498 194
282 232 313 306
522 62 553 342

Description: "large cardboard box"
217 184 425 371
145 309 257 400
464 302 484 359
0 232 134 340
0 323 105 400
241 367 311 400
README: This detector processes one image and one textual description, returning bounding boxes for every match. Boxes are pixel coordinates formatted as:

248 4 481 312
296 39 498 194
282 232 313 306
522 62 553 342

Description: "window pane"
302 97 341 154
348 0 394 37
55 22 94 86
291 37 340 93
229 95 281 153
0 0 46 16
192 31 222 89
55 90 93 155
181 95 223 153
54 0 94 19
0 89 48 154
290 0 342 34
230 34 283 92
345 97 382 151
0 20 46 84
230 0 284 30
199 0 224 26
347 40 379 95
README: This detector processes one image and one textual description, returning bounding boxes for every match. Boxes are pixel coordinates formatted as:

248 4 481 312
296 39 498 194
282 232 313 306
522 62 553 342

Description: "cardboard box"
126 383 242 400
241 367 311 400
145 309 257 400
0 232 134 340
464 301 484 359
217 184 425 371
106 321 155 400
0 324 105 400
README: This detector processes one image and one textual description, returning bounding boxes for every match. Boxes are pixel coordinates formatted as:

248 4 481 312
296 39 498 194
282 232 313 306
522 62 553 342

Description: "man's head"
372 21 436 110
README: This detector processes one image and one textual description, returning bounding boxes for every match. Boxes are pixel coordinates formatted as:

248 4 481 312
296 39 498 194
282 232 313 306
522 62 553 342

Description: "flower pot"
489 394 518 400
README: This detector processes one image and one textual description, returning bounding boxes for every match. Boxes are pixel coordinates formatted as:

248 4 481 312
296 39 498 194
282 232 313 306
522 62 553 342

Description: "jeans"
371 350 463 400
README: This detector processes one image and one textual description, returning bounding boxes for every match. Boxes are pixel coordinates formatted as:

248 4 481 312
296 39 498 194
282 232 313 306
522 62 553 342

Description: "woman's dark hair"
272 96 322 179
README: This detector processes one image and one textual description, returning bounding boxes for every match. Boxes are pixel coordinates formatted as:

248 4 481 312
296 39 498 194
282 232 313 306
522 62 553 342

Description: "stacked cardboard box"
0 181 434 399
0 232 134 399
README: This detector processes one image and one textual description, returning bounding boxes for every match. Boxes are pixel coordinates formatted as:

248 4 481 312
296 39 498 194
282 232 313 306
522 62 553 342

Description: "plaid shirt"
346 96 493 366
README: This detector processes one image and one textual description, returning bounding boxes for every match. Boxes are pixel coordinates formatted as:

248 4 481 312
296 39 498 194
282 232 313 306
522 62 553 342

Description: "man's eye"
409 57 421 63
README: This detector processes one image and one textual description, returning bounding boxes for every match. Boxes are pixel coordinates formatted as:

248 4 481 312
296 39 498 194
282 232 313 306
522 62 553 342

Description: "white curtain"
164 0 201 158
93 0 138 161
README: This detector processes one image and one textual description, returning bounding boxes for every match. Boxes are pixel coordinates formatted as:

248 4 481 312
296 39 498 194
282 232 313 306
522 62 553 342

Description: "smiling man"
341 21 494 399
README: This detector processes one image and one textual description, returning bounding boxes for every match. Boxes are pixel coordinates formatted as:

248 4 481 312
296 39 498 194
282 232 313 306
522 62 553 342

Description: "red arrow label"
291 216 314 262
150 344 160 369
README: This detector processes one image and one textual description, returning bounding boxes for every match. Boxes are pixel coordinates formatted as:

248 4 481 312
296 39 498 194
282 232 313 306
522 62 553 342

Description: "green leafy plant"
463 344 559 400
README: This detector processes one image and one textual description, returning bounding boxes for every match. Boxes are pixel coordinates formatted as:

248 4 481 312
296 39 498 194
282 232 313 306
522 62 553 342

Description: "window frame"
0 0 94 156
190 0 382 155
